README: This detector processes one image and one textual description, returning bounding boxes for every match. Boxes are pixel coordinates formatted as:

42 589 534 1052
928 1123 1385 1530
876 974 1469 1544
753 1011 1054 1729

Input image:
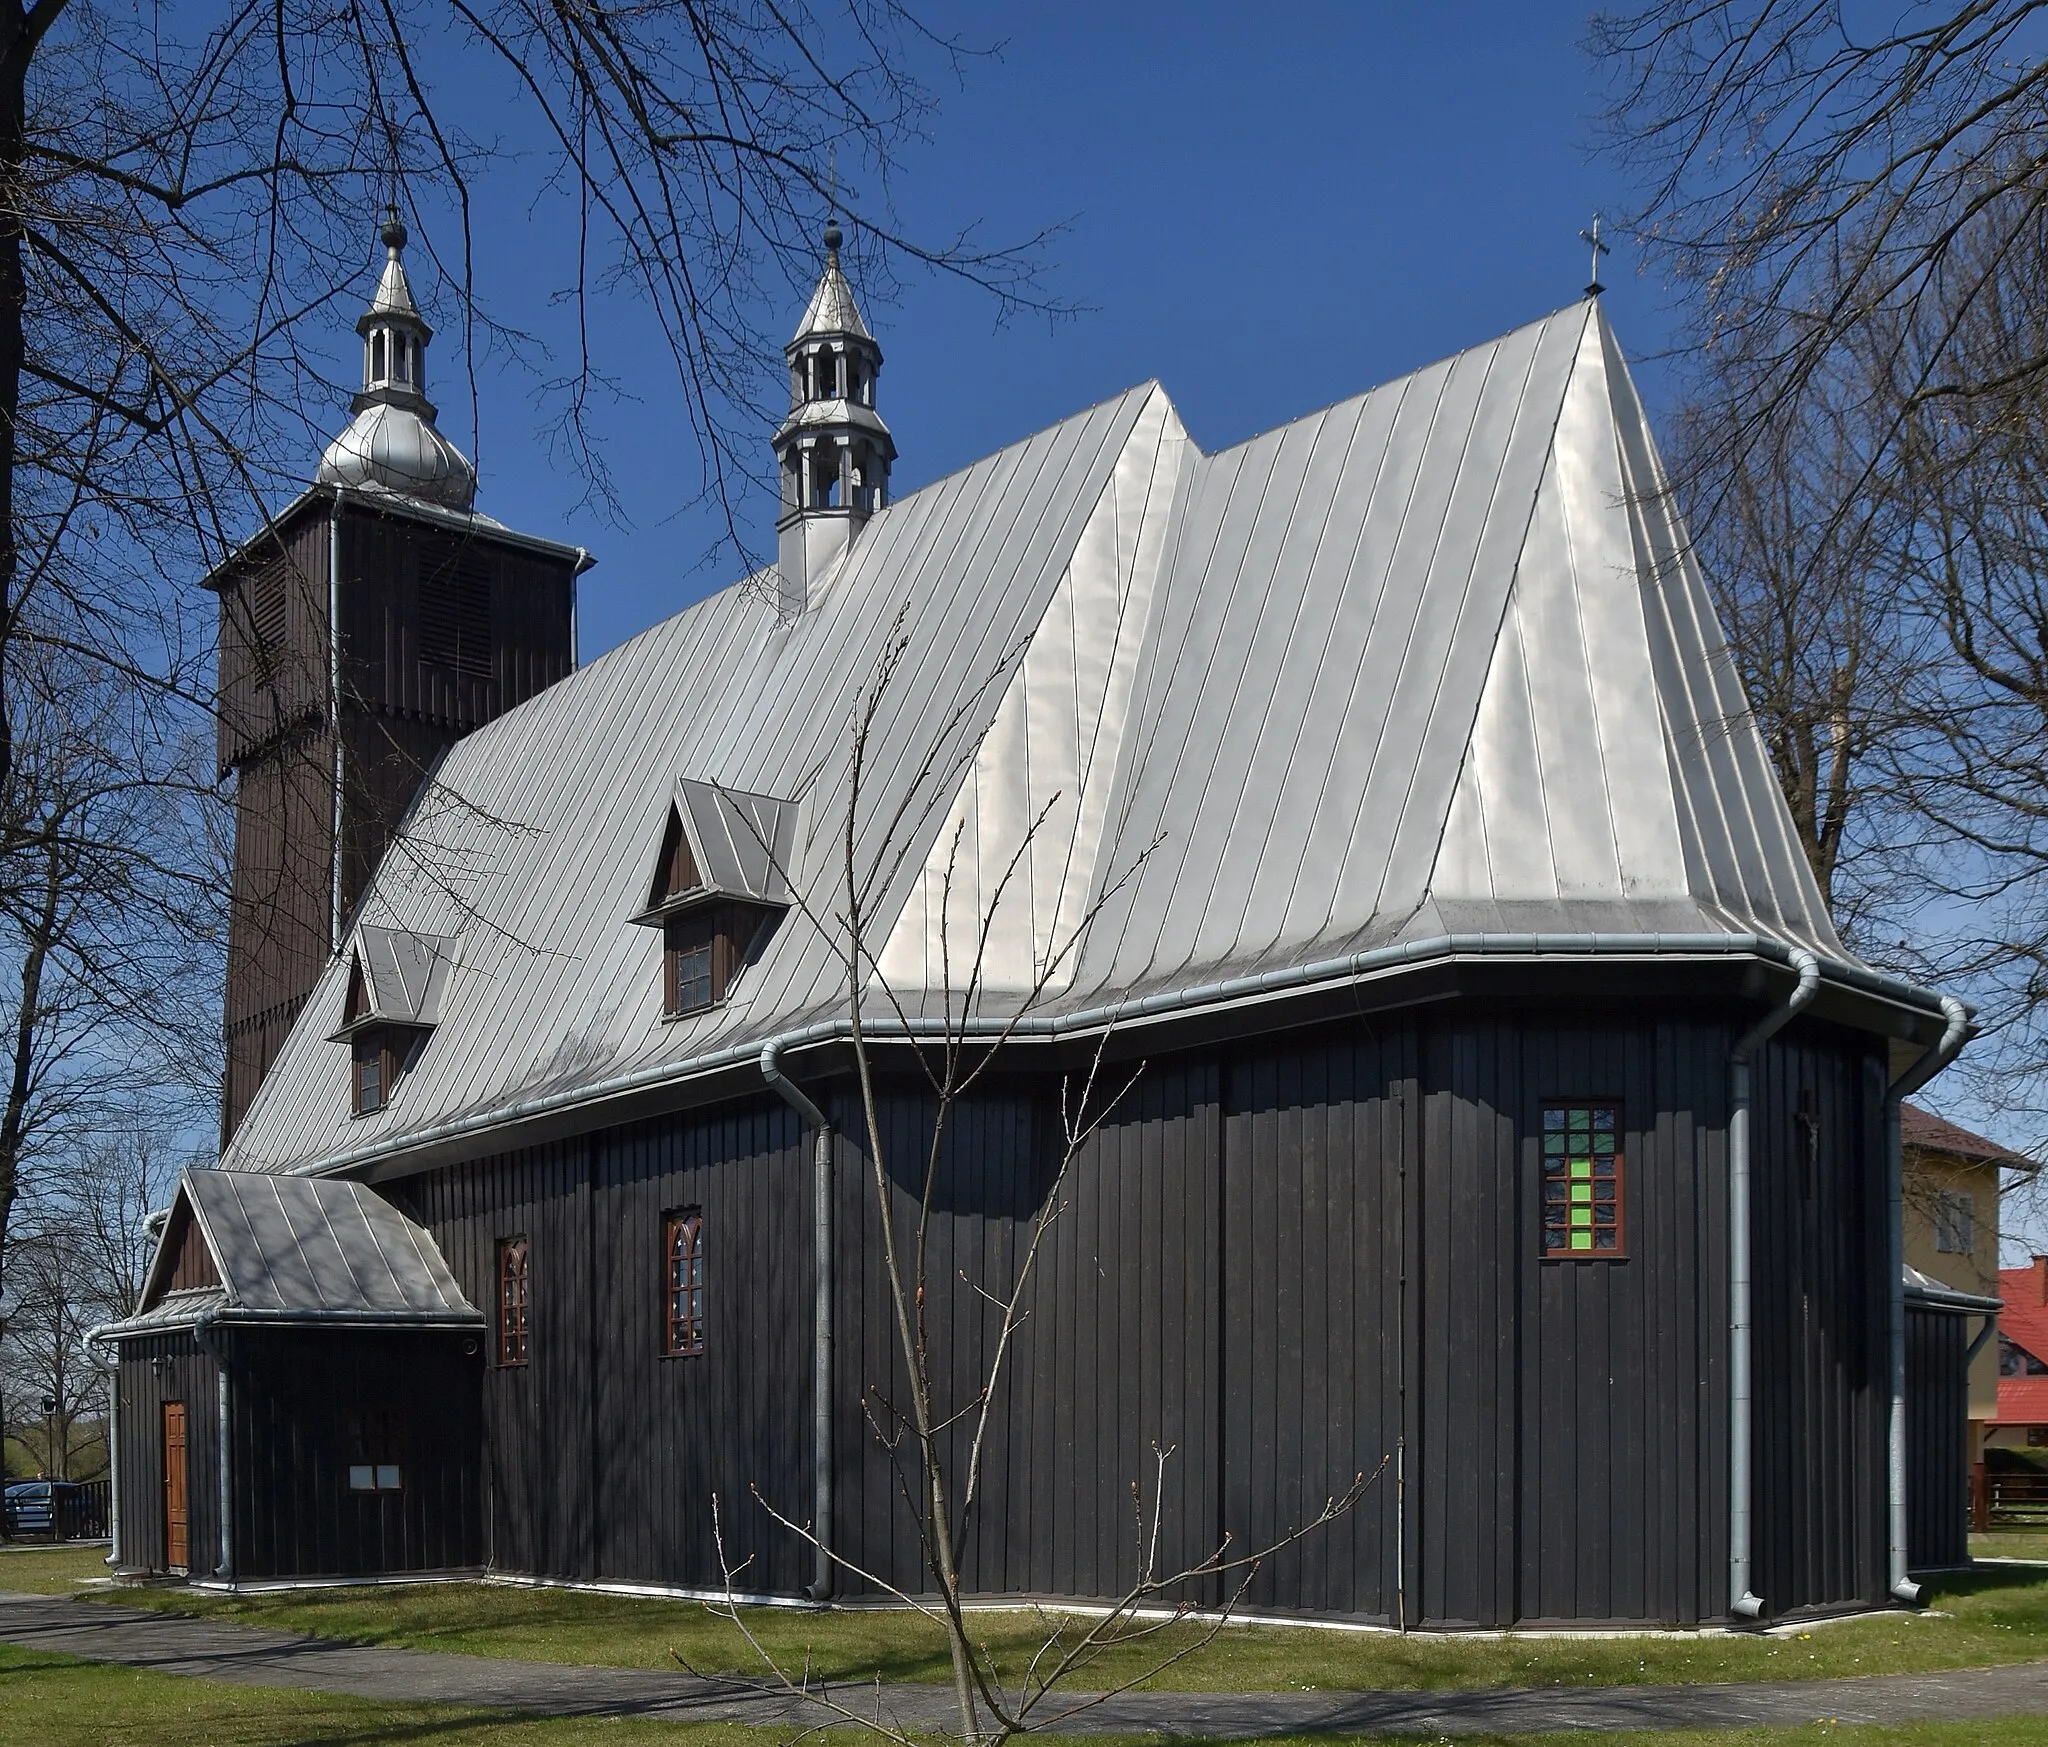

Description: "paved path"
7 1589 2048 1736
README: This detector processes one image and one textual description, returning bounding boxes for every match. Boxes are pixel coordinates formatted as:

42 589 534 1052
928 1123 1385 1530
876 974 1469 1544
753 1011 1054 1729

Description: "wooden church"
102 214 1975 1628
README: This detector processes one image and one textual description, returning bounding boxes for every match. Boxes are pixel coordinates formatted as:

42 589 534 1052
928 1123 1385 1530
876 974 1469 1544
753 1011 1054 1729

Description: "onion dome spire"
772 219 894 614
316 209 477 511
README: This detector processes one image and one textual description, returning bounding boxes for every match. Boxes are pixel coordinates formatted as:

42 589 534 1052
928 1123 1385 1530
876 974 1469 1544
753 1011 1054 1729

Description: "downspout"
760 1038 833 1602
1728 946 1821 1621
192 1316 234 1584
327 500 345 955
1885 994 1972 1606
84 1326 120 1568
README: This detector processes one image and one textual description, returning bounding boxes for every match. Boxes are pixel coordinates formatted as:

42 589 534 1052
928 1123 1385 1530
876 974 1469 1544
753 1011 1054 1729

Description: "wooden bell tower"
210 214 591 1141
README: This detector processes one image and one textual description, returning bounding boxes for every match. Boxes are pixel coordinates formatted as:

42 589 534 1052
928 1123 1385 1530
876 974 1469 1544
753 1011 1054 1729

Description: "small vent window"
419 541 493 680
346 1408 404 1491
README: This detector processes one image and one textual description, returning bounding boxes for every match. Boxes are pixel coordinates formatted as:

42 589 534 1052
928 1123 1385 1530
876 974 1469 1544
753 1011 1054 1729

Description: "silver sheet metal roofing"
122 1169 478 1326
222 302 1871 1178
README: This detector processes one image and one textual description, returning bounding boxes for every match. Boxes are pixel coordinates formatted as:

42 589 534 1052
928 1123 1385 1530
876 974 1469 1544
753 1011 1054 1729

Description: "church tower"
210 212 593 1141
772 222 895 613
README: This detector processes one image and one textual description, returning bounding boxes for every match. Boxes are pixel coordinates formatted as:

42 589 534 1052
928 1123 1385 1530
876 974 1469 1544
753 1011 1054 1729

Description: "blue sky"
397 3 1664 662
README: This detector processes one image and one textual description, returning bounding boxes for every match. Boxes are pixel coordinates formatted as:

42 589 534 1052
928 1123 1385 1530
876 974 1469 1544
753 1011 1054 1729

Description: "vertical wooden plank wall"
386 1006 1889 1625
1749 1029 1890 1613
114 1336 220 1576
227 1330 483 1578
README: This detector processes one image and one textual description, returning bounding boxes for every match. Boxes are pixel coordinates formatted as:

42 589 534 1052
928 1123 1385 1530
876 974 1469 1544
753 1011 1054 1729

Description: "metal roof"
121 1169 479 1327
220 303 1903 1179
674 779 800 907
339 925 457 1031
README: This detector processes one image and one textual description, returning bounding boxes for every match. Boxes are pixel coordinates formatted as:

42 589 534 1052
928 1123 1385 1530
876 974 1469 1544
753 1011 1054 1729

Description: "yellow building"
1902 1103 2031 1470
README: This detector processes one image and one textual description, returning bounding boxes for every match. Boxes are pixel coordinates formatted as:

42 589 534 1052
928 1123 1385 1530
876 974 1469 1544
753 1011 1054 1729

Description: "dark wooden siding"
337 508 574 732
1413 1015 1730 1627
114 1335 220 1576
1749 1029 1889 1614
374 1004 1891 1625
216 512 331 773
227 1329 482 1578
1222 1033 1412 1620
1905 1303 1971 1570
221 501 578 1141
401 1104 811 1589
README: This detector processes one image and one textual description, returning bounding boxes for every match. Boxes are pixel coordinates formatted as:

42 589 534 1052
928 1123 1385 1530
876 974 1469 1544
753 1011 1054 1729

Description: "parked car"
2 1479 105 1538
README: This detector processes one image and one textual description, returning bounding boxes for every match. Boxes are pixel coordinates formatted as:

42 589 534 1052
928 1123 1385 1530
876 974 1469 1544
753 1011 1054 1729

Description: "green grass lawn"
1976 1530 2048 1561
0 1542 109 1594
64 1560 2048 1696
8 1641 2048 1747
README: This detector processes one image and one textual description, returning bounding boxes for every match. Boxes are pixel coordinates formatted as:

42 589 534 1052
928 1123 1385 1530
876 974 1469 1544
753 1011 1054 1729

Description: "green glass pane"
1571 1206 1593 1227
1571 1231 1593 1250
1569 1109 1591 1131
1571 1158 1592 1179
1544 1135 1565 1155
1572 1183 1592 1204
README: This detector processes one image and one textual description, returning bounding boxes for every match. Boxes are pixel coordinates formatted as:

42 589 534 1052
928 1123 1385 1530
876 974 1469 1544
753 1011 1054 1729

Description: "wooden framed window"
664 907 740 1017
1540 1103 1625 1257
352 1034 388 1114
346 1408 405 1491
497 1235 530 1366
350 1028 417 1116
664 1209 706 1356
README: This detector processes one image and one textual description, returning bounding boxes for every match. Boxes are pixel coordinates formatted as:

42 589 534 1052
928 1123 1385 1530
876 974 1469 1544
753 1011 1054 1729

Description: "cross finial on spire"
1581 214 1610 299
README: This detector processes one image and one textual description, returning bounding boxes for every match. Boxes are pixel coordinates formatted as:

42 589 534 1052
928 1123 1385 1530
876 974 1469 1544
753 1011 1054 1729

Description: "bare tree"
0 0 1065 1280
1592 1 2048 465
691 617 1371 1747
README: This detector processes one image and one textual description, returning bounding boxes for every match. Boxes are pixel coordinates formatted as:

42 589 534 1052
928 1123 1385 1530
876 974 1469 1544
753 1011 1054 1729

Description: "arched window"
664 1209 705 1355
370 330 387 383
496 1235 530 1365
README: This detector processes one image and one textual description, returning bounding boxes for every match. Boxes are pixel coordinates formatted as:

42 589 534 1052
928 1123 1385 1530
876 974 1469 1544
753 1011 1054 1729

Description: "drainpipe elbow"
1892 1577 1924 1605
1732 1591 1765 1621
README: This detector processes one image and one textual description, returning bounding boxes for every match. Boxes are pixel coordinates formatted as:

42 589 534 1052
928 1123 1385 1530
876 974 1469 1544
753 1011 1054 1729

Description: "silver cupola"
317 211 478 511
771 221 894 615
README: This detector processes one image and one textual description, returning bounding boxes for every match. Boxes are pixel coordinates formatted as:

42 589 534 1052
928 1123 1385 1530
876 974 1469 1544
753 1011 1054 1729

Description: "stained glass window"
664 1210 705 1356
1541 1104 1625 1257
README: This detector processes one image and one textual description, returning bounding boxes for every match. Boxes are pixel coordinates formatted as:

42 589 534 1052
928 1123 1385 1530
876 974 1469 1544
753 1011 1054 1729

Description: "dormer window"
329 926 455 1115
631 782 798 1020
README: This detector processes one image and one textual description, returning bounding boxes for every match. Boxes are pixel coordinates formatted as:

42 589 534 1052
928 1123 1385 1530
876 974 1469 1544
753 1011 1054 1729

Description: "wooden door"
162 1401 189 1570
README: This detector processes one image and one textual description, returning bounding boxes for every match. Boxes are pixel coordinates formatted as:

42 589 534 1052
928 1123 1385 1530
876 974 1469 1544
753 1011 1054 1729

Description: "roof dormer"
630 780 797 1018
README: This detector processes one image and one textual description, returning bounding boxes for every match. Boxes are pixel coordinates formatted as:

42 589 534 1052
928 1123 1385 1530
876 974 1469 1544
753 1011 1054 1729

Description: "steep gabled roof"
218 304 1942 1180
119 1169 478 1329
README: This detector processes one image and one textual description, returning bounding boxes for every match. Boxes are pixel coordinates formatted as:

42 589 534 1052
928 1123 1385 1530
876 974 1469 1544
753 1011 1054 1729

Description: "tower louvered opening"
418 539 494 681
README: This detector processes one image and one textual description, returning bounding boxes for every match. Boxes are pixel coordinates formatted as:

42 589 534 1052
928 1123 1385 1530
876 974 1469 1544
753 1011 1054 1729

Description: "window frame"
1934 1186 1976 1255
345 1407 405 1493
496 1235 531 1367
663 1208 706 1358
1538 1100 1627 1260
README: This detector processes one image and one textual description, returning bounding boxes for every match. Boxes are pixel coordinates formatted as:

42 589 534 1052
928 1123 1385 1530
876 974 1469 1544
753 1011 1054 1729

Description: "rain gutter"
289 932 1952 1185
1726 947 1821 1621
760 1037 834 1603
1884 995 1973 1606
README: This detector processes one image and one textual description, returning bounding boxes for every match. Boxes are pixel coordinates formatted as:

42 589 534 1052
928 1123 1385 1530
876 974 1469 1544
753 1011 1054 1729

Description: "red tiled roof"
1903 1102 2035 1169
1997 1375 2048 1428
1996 1262 2048 1426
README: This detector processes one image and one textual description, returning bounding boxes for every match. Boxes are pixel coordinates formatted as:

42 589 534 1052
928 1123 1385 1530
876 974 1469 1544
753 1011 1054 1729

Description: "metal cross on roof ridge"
1581 214 1610 299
